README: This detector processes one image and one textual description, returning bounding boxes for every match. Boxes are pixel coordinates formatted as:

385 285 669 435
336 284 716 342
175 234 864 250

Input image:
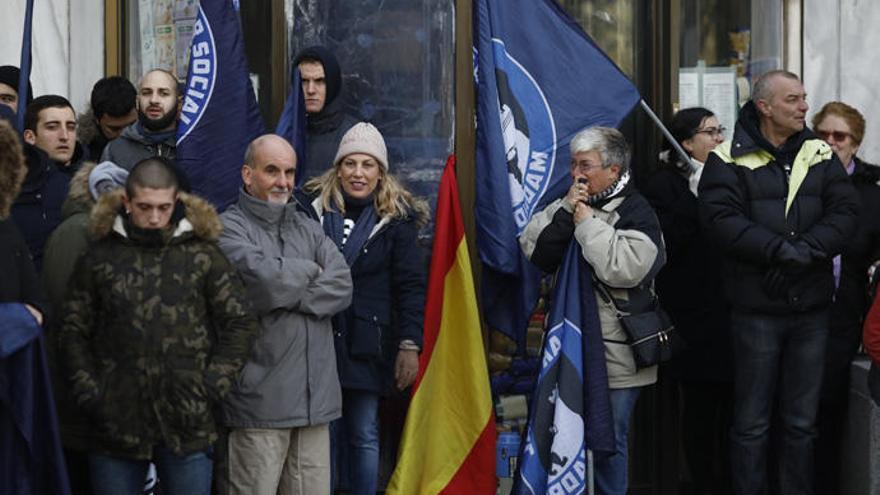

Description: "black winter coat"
830 158 880 332
301 106 358 183
10 144 83 272
642 167 732 382
0 218 45 314
301 195 426 394
698 102 859 314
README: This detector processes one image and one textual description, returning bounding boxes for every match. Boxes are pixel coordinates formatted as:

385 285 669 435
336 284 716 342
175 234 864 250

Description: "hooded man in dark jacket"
698 70 859 495
101 69 180 170
292 46 359 182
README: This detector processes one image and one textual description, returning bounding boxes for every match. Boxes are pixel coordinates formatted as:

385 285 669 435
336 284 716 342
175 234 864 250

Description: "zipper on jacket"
349 221 392 266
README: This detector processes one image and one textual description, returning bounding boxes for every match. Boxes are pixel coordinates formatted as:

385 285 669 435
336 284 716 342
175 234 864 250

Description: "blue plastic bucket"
496 431 521 478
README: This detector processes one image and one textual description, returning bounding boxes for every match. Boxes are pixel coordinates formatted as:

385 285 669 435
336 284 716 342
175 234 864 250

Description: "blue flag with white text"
474 0 640 345
176 0 265 210
515 241 613 495
276 67 308 186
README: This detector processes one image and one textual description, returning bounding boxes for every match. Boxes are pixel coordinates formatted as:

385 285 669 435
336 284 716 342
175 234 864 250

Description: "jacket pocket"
166 369 212 429
348 311 386 359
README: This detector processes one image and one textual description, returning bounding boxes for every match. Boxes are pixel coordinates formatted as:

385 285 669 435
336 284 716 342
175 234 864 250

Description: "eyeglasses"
695 126 726 137
815 129 852 143
570 161 605 173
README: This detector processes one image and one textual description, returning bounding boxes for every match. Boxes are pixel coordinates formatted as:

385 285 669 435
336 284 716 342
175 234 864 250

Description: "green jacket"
42 161 96 451
59 189 259 459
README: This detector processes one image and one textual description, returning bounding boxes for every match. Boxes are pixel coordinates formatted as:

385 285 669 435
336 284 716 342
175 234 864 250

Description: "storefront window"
677 0 783 130
286 0 455 224
126 0 199 83
557 0 637 78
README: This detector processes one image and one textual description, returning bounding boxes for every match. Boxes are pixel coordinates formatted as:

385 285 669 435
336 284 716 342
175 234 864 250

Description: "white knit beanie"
333 122 389 172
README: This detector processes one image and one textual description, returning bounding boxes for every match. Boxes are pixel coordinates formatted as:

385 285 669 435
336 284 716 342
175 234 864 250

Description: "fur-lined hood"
90 189 222 241
61 160 98 219
76 108 100 145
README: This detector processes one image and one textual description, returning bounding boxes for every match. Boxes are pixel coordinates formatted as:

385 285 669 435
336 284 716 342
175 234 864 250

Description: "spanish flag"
387 157 497 494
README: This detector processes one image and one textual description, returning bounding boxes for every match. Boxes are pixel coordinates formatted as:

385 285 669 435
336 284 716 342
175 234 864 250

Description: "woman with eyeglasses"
521 126 665 495
641 107 733 495
812 101 880 493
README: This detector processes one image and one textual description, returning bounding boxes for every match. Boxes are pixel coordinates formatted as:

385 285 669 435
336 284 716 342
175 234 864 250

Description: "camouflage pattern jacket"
59 190 259 460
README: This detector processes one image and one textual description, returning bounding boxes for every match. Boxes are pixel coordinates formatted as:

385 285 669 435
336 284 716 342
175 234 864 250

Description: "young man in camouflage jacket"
59 157 259 495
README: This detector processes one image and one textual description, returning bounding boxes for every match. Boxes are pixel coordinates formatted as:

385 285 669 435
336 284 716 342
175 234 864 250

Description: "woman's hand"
565 180 590 211
573 202 593 225
394 349 420 390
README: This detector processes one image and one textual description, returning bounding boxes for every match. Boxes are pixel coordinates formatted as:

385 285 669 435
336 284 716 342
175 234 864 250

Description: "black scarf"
322 193 378 266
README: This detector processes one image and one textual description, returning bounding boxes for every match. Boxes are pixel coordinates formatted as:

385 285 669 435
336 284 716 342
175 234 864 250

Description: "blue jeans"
594 386 641 495
331 390 380 495
730 309 828 495
89 447 212 495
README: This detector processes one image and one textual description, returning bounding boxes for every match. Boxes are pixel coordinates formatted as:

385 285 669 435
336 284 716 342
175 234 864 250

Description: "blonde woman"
300 122 428 494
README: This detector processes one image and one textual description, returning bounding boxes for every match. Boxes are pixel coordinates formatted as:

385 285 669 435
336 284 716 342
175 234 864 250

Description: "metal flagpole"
639 99 694 167
587 449 595 495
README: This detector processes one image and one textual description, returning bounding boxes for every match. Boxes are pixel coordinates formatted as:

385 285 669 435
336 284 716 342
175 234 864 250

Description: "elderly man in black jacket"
699 70 859 495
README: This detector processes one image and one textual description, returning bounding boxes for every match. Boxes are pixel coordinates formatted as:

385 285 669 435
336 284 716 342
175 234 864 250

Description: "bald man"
101 69 181 170
216 135 352 494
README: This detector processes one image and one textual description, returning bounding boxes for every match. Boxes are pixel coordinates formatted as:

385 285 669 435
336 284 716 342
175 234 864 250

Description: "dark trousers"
815 321 862 493
680 382 733 495
729 309 828 495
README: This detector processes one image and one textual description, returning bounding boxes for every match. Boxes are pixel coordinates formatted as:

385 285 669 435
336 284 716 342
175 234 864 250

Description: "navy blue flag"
275 66 308 186
515 242 613 495
14 0 34 133
474 0 640 344
176 0 265 210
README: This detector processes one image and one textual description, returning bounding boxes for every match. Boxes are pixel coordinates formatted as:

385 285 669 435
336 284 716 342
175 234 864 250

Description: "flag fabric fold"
473 0 640 345
14 0 35 133
176 0 265 211
387 156 496 495
275 66 308 186
515 241 613 495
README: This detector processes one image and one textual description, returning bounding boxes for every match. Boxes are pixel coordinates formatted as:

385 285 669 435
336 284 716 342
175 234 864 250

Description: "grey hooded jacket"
100 122 176 171
218 190 353 428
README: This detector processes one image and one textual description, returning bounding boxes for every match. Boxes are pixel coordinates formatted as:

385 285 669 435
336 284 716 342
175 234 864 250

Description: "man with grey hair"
699 70 858 494
520 126 665 495
216 133 352 494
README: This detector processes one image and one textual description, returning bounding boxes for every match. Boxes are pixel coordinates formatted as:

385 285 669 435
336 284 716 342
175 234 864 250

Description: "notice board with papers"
679 62 739 136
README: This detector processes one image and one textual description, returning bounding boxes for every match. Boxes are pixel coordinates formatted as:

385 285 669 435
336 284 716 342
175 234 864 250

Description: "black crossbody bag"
594 281 685 369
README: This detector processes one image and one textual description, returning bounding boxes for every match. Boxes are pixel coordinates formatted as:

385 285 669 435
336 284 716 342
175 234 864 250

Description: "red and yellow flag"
387 156 497 494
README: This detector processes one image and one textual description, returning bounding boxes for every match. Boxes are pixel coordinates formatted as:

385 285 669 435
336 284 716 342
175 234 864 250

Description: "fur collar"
76 109 99 145
90 189 222 241
61 161 98 218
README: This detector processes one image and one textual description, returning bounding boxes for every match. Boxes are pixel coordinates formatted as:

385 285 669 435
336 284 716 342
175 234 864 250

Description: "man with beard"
101 69 180 171
292 46 359 182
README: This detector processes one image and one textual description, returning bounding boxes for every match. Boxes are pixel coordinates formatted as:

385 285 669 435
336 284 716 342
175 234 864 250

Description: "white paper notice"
702 71 737 137
679 71 700 110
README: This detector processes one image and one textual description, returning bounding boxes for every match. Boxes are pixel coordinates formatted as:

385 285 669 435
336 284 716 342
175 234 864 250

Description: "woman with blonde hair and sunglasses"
299 122 428 494
812 101 880 493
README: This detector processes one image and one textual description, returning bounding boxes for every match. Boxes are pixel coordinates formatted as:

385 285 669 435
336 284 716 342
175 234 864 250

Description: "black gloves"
774 240 825 272
764 239 827 300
